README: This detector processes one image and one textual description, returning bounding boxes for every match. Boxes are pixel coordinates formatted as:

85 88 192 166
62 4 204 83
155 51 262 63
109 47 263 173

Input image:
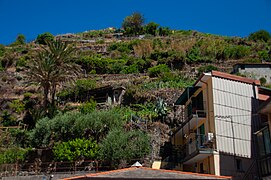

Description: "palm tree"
28 40 80 112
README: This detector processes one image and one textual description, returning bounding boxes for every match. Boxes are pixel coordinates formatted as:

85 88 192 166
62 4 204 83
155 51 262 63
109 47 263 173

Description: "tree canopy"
36 32 54 45
122 12 144 35
248 30 271 42
28 39 80 113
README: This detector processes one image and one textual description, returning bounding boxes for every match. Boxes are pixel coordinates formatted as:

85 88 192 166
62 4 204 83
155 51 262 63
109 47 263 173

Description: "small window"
236 159 243 171
240 65 245 70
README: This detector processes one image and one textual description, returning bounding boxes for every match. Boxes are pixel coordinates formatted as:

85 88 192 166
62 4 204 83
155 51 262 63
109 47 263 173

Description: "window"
236 159 243 171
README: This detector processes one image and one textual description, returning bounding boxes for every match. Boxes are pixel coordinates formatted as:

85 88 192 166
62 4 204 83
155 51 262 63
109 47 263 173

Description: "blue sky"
1 0 271 45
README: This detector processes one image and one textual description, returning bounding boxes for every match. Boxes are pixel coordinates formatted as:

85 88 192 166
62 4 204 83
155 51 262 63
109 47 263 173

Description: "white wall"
212 77 257 158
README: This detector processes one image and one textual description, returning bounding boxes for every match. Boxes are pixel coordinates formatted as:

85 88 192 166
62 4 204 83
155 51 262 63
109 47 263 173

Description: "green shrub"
75 79 96 94
16 56 28 67
0 44 5 57
197 65 218 75
0 147 30 164
258 50 270 61
78 100 97 114
53 138 98 162
186 45 201 63
260 77 267 85
36 32 54 45
121 64 139 74
148 64 170 77
9 100 25 113
30 110 124 147
248 30 271 42
99 129 150 168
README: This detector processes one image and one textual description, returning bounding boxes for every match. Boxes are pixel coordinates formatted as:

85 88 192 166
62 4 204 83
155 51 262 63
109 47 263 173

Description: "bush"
148 64 170 77
53 138 98 162
36 32 54 45
121 64 139 74
0 44 6 57
0 147 30 164
30 110 124 147
260 77 267 85
78 100 97 114
197 65 218 75
9 100 25 113
258 50 270 61
248 30 271 42
99 129 150 168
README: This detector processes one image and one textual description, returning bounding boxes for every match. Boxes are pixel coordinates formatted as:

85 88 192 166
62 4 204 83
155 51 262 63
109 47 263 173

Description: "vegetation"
122 12 144 35
148 64 170 77
30 110 124 147
1 15 270 172
36 32 54 45
0 147 30 164
248 30 271 42
27 39 80 114
99 129 150 168
53 138 99 162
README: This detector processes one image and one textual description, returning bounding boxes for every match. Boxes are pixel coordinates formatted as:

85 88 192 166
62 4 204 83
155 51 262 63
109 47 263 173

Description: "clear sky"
1 0 271 45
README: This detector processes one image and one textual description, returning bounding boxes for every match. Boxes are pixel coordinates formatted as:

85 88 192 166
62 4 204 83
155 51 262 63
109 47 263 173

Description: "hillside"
0 24 271 175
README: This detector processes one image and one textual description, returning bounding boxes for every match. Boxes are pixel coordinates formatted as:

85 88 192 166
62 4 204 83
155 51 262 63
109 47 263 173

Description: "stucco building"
166 71 267 179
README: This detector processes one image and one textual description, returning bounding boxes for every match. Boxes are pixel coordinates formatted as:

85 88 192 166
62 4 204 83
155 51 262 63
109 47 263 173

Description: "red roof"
211 71 260 85
62 167 232 180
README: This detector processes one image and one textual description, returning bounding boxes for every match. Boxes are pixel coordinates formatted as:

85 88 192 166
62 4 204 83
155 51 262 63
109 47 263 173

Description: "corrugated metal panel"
212 77 255 158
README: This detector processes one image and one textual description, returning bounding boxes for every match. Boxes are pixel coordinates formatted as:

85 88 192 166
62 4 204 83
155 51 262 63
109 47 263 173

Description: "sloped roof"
62 167 231 180
211 71 261 85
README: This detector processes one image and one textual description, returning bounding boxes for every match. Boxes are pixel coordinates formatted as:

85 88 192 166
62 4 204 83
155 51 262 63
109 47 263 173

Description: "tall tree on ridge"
122 12 144 36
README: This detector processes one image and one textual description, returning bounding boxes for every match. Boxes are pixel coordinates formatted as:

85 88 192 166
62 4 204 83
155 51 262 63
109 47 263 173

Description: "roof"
62 167 232 180
211 71 261 85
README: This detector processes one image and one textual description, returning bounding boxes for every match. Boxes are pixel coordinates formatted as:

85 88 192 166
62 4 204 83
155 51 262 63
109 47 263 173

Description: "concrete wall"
219 154 256 179
235 65 271 83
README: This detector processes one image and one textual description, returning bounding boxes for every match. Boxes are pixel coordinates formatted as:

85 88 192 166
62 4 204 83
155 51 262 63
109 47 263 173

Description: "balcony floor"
183 150 218 165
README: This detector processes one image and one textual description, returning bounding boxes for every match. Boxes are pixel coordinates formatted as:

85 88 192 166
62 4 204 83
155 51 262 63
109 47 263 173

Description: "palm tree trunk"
43 83 50 111
51 84 56 107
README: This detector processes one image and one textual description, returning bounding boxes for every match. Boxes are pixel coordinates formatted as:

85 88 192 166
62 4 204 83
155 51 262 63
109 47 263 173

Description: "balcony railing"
179 134 215 163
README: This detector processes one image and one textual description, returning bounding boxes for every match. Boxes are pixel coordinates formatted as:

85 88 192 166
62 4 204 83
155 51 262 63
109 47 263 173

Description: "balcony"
180 133 217 165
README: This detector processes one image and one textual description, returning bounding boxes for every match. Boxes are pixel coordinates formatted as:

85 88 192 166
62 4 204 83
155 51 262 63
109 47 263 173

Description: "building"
232 63 271 84
256 97 271 179
168 71 263 179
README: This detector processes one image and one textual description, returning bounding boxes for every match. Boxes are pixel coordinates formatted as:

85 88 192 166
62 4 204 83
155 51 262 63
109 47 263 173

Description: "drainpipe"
199 80 210 135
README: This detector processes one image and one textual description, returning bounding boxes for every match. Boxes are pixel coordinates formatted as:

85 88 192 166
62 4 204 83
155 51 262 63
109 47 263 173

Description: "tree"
28 39 80 112
144 22 159 36
248 30 271 42
99 129 150 168
9 34 26 46
36 32 54 45
158 27 171 36
122 12 144 35
16 34 26 45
